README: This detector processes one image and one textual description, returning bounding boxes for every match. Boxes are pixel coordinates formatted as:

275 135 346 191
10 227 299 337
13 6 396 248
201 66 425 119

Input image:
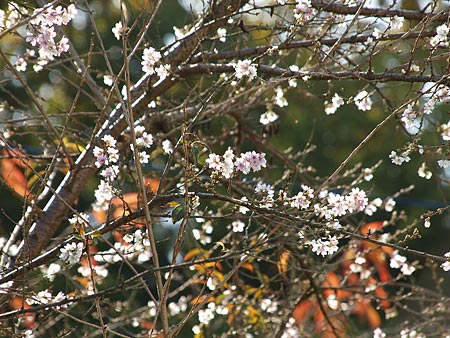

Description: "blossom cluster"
206 148 267 179
422 84 450 117
3 3 77 72
95 229 153 264
93 135 120 210
430 23 450 47
293 0 315 22
255 181 275 208
286 185 314 210
364 197 396 216
354 90 373 111
390 250 416 275
440 121 450 141
314 188 368 221
259 108 279 125
324 93 344 115
68 212 90 232
59 242 84 265
141 46 171 80
192 218 214 245
389 150 411 165
441 252 450 271
27 290 69 310
311 235 339 257
78 261 109 280
400 103 420 131
130 125 154 165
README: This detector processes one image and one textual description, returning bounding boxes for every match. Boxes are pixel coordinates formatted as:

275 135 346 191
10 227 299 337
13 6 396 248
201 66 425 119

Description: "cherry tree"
0 0 449 337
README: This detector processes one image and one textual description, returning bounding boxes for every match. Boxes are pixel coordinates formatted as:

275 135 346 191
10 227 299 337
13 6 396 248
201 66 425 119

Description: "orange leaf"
293 299 316 324
374 285 391 309
9 296 35 329
184 248 208 261
322 272 340 298
240 262 254 272
365 304 381 328
277 250 290 281
0 153 31 198
360 221 384 236
366 250 391 283
144 177 159 193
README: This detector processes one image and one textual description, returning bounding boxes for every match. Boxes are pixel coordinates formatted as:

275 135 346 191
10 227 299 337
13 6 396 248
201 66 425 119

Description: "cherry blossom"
142 47 162 75
112 21 124 40
233 60 257 80
59 242 84 265
232 220 245 233
389 150 411 165
354 90 373 111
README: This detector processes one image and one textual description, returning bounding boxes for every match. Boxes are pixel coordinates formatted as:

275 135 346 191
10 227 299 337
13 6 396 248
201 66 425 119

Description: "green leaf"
191 146 200 162
171 204 185 223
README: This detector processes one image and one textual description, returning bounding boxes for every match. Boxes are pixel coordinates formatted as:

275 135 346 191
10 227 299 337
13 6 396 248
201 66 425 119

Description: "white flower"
327 192 348 217
59 242 84 264
162 140 173 154
112 21 124 40
103 74 114 86
274 87 288 107
239 197 250 214
233 59 257 80
417 162 432 179
141 47 162 74
354 90 373 111
44 263 61 281
155 64 171 81
94 180 115 207
424 218 431 228
384 197 396 212
138 151 150 164
400 104 420 130
68 212 90 228
390 15 404 30
372 27 383 39
206 153 222 171
198 303 216 325
362 168 374 181
311 236 339 256
15 57 27 72
346 187 368 213
101 165 119 180
389 151 411 165
290 185 314 209
390 252 406 269
232 220 245 233
102 134 117 148
288 78 297 87
430 24 450 47
260 110 279 125
441 261 450 271
440 121 450 141
438 159 450 168
217 28 226 42
136 131 154 148
324 93 344 115
373 327 386 338
401 263 415 275
327 294 339 310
